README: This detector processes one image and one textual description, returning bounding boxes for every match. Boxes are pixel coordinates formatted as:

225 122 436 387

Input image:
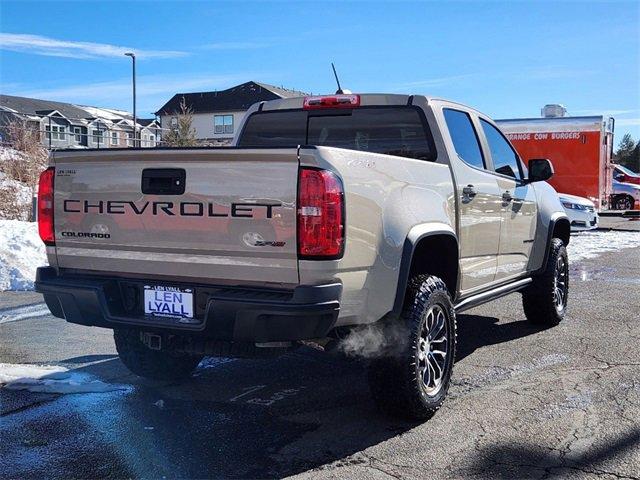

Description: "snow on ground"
0 303 51 324
0 363 130 394
0 146 23 163
0 147 35 220
0 220 47 291
568 230 640 262
0 171 32 214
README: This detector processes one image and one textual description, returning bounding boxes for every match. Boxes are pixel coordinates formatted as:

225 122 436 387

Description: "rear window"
238 107 436 161
237 111 306 147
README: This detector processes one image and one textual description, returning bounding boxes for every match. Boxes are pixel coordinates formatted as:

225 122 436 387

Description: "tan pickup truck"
35 93 570 419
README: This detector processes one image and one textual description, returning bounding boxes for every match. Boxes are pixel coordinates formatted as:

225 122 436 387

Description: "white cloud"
389 66 600 94
391 74 479 91
0 33 187 60
201 41 272 50
573 109 639 116
616 118 640 127
523 66 597 80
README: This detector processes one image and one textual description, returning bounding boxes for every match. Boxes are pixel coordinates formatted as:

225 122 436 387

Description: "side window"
443 109 485 170
480 119 523 180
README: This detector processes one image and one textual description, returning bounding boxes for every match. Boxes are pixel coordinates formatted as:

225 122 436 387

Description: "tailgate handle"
141 168 186 195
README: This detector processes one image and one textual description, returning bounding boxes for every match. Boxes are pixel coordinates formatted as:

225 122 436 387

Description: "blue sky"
1 0 639 143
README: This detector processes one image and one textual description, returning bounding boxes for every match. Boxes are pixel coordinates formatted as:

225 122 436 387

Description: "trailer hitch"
140 332 162 350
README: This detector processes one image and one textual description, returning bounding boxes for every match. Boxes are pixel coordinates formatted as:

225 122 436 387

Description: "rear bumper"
35 267 340 343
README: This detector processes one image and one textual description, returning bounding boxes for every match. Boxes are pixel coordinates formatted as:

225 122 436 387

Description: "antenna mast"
331 63 344 94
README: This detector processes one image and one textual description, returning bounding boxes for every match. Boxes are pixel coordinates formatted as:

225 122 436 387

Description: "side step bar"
455 278 532 313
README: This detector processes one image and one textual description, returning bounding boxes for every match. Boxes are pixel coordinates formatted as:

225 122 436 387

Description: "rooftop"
155 80 308 115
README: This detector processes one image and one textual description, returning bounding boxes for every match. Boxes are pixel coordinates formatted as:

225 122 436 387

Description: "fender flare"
392 223 458 316
535 213 570 276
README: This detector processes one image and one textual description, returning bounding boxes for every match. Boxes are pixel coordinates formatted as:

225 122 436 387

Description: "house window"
45 125 66 141
214 115 233 134
170 117 178 129
111 132 118 145
127 132 134 147
149 134 155 146
73 127 82 142
92 129 103 142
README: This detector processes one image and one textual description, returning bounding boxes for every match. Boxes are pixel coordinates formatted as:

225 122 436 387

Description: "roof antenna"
331 63 351 94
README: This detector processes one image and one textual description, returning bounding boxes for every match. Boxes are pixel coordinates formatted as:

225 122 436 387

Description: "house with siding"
155 81 306 145
0 94 160 149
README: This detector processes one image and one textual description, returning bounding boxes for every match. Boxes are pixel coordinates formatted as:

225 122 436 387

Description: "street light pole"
124 52 136 147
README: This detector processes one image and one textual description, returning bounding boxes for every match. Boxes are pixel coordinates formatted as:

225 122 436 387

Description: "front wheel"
614 195 633 211
522 238 569 326
367 275 457 420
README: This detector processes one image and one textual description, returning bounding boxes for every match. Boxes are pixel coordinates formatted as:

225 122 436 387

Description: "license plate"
144 285 194 319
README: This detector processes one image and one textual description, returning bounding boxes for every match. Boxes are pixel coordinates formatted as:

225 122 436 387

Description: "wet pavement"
1 235 639 479
598 214 640 232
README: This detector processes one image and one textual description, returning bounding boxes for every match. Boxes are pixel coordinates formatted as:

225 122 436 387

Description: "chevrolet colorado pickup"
35 94 570 419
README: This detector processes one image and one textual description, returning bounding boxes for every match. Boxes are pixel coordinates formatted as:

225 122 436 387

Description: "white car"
612 180 640 211
558 193 598 231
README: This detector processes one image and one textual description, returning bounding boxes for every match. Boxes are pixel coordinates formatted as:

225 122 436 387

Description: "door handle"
502 191 513 202
462 185 477 197
141 168 186 195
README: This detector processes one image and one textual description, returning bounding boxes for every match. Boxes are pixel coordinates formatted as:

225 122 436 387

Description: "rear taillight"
38 167 55 246
303 94 360 110
297 168 345 259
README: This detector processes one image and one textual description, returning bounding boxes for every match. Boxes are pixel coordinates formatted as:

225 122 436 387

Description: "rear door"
440 106 503 293
478 118 537 281
52 148 299 285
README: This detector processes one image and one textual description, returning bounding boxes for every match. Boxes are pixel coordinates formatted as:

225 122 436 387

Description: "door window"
443 109 485 169
480 119 523 180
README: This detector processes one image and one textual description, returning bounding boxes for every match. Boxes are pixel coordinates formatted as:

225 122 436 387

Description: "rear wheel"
114 329 203 381
613 195 633 211
522 238 569 326
367 275 456 420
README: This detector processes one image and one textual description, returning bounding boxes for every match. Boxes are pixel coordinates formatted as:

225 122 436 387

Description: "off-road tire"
367 275 457 420
114 329 203 381
522 238 569 326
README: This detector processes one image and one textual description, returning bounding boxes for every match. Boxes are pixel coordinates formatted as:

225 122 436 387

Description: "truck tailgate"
52 148 299 285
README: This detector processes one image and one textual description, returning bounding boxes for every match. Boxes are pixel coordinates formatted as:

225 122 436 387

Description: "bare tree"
0 118 49 220
3 118 48 184
162 97 197 147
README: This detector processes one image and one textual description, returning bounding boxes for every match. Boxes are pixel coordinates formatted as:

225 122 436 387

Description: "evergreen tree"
163 97 197 147
614 133 639 173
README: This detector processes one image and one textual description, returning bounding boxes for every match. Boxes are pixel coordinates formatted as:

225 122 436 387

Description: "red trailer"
496 114 615 210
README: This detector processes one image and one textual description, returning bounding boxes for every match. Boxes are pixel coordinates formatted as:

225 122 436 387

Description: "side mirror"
527 158 554 183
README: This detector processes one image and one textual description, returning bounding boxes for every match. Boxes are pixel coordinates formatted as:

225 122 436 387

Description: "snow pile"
0 147 36 220
568 230 640 261
0 171 32 215
0 303 51 325
0 146 24 162
0 220 47 291
0 363 130 394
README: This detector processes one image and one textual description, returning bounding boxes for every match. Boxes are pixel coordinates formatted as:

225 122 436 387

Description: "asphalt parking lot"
1 224 639 479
